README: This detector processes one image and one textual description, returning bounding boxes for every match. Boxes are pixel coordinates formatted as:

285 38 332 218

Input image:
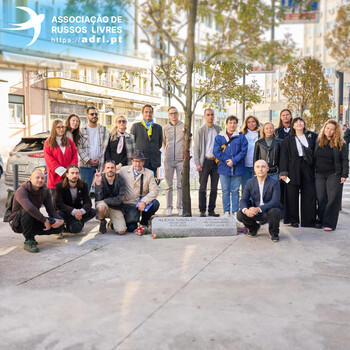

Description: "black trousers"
11 210 63 241
198 159 220 212
59 208 97 233
285 165 316 227
125 199 160 232
237 208 281 236
316 173 342 230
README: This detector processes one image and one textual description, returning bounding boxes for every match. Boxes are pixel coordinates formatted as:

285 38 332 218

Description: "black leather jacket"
253 138 282 174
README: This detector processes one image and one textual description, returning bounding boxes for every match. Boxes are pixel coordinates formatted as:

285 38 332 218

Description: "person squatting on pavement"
162 106 184 216
9 170 64 253
54 165 96 235
94 160 126 235
77 106 110 193
193 108 222 217
237 160 283 242
119 150 160 233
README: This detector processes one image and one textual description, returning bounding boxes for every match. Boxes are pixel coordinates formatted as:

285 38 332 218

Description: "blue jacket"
239 176 282 214
213 130 248 176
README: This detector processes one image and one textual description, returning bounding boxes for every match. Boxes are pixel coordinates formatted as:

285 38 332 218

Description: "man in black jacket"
130 105 162 178
55 165 96 234
94 160 125 234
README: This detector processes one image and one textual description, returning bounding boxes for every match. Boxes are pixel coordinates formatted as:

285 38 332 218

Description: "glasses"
169 112 178 116
89 113 98 116
117 120 127 124
56 126 65 129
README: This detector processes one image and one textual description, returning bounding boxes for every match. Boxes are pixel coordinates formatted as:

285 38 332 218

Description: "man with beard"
78 106 110 193
94 160 126 234
9 169 64 253
54 165 96 234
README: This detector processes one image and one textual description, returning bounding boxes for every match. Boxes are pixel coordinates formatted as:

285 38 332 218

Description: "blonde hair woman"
314 120 348 231
103 116 135 170
253 122 281 181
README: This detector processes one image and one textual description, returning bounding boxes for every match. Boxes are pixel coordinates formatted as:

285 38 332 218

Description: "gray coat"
162 121 184 163
130 122 162 168
193 124 222 167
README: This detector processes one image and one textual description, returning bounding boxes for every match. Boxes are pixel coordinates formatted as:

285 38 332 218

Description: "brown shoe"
200 211 206 217
208 211 220 217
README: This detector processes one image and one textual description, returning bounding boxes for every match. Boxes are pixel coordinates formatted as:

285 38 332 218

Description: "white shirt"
205 126 217 158
258 181 265 206
295 134 308 157
245 130 259 167
87 125 100 160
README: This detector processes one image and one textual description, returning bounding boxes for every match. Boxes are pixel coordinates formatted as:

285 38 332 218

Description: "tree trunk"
181 0 197 217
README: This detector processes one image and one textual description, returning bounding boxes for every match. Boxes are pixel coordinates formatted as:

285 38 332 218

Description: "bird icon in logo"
5 6 45 46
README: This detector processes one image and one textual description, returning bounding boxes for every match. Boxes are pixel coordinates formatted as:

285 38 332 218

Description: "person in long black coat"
280 117 318 228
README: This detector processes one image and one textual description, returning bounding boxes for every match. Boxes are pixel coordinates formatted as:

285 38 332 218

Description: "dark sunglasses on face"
117 120 127 124
89 113 98 116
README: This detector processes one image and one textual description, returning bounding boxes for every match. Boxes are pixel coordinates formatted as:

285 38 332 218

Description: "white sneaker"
178 209 183 216
224 212 230 217
166 209 173 216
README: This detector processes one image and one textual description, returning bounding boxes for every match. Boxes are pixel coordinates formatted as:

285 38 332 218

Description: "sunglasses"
117 120 127 124
56 126 65 129
89 113 98 116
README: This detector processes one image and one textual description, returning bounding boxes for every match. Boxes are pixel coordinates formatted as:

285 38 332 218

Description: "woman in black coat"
280 117 318 228
314 120 348 231
253 122 281 181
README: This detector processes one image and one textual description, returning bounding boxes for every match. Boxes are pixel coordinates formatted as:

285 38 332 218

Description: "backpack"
3 187 48 223
3 188 15 222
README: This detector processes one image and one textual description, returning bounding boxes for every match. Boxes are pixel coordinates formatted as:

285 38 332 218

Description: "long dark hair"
49 120 70 149
65 113 81 145
277 109 293 128
62 165 84 189
290 117 307 136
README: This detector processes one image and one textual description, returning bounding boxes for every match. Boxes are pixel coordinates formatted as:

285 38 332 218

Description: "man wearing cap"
119 150 159 232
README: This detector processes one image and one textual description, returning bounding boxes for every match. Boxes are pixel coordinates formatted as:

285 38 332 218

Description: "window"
9 94 24 124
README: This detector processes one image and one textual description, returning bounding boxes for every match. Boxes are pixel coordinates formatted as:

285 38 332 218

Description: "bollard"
13 163 19 191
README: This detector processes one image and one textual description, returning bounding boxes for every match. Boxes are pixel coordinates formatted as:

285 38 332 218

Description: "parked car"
5 132 49 188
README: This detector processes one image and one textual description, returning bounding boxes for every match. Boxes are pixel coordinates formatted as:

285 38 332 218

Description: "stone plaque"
151 217 237 238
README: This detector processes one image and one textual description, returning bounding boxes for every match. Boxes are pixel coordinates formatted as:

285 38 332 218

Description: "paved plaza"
1 178 350 349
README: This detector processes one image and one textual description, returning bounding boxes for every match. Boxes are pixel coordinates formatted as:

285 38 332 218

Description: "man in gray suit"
193 108 222 217
130 105 162 179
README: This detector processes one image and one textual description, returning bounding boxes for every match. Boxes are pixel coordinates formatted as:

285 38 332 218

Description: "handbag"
296 136 313 166
124 174 143 224
215 136 235 164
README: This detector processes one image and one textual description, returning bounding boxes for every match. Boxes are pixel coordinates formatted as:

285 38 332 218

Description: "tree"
325 3 350 71
133 0 299 216
279 57 333 131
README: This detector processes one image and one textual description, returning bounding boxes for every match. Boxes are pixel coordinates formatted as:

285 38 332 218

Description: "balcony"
36 71 161 105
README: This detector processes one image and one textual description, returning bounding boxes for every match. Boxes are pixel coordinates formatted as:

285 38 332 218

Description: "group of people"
7 104 349 252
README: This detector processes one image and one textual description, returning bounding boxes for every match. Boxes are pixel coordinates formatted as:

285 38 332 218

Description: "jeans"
268 173 280 182
125 199 160 232
219 174 242 214
241 167 254 190
59 208 96 233
316 173 342 229
164 159 183 210
198 159 220 212
80 166 98 193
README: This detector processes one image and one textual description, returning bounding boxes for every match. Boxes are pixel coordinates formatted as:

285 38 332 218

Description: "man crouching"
237 160 283 242
94 160 126 234
9 170 64 253
55 165 96 234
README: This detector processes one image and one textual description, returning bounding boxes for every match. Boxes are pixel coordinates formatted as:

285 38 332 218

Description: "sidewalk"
1 177 350 349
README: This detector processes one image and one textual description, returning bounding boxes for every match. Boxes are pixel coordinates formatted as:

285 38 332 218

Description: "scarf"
142 119 153 141
117 131 124 154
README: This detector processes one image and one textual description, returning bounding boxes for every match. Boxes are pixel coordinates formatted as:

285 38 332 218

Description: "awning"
1 51 78 70
61 92 113 105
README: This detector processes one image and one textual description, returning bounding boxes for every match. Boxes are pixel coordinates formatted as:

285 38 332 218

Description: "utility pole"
336 71 344 124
